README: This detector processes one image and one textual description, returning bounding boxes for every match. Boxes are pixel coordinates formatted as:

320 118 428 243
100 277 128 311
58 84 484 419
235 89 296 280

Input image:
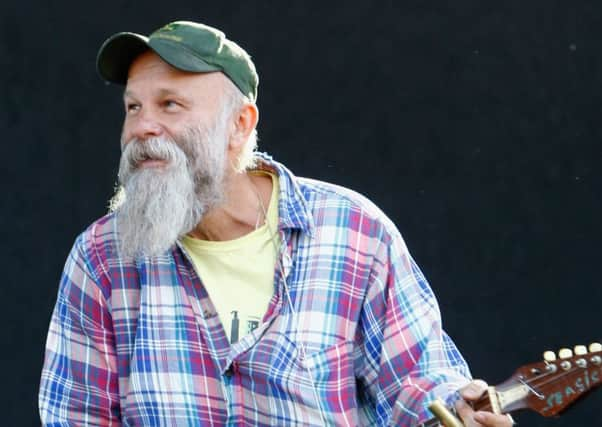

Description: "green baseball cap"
96 21 258 102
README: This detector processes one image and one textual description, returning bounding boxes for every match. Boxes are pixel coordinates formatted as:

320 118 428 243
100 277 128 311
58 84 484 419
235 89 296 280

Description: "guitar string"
523 363 598 392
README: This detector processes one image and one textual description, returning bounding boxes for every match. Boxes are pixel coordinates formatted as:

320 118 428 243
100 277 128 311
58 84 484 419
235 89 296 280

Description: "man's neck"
189 171 273 242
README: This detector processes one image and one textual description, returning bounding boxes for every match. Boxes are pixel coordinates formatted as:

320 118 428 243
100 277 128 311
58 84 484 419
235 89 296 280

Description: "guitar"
419 343 602 427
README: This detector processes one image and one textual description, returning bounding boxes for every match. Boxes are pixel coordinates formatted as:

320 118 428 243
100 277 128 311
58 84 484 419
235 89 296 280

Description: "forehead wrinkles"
126 51 179 86
126 56 230 107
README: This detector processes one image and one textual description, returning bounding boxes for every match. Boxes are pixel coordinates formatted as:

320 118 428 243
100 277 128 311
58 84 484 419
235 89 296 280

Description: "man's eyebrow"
122 88 191 101
157 88 187 98
123 90 136 101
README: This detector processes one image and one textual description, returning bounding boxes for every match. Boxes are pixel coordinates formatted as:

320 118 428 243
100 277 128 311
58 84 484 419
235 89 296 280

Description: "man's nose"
127 113 164 141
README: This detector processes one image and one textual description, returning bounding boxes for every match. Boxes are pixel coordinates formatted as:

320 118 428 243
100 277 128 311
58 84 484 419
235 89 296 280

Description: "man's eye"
126 103 140 113
163 100 180 110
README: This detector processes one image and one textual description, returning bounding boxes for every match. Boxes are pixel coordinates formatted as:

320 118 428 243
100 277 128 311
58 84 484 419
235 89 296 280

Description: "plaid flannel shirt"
40 154 470 426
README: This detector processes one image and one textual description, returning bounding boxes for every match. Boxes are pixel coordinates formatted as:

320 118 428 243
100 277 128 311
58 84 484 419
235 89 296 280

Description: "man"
39 21 512 426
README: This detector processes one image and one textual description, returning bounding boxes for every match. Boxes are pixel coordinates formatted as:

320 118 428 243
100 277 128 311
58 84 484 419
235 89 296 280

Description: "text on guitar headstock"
493 343 602 417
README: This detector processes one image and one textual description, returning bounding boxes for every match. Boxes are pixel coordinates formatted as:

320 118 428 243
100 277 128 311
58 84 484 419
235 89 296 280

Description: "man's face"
122 50 231 155
113 51 234 258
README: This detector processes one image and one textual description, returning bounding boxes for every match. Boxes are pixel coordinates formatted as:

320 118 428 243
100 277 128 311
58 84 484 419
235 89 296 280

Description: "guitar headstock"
496 343 602 417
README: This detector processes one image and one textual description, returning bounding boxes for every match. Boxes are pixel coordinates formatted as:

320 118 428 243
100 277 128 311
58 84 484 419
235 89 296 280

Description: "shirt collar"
251 152 314 235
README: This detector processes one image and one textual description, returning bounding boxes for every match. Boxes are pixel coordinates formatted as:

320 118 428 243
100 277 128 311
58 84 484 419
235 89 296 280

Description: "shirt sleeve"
355 230 471 426
39 236 121 425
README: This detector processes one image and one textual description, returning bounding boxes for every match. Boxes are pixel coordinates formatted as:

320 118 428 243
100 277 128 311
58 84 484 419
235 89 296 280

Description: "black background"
2 1 601 425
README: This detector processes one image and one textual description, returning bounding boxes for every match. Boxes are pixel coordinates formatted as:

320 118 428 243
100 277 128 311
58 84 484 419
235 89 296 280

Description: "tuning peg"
558 348 573 359
589 343 602 353
574 345 587 355
543 351 557 362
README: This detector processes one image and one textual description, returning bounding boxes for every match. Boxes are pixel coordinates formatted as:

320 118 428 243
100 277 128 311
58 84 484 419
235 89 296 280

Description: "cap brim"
97 32 222 85
97 32 151 85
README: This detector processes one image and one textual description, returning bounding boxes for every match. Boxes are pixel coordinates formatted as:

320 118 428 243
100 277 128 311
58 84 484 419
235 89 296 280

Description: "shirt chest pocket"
236 334 358 425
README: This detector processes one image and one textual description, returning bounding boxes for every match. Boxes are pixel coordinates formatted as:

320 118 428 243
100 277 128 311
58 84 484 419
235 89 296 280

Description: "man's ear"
229 103 259 151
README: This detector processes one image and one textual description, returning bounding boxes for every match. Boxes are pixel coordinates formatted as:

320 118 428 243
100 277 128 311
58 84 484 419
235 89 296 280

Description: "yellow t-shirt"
181 173 280 343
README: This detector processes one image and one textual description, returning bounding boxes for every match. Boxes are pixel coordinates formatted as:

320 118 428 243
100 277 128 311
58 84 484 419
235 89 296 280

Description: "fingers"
456 400 514 427
456 396 514 427
473 411 515 426
455 399 475 423
457 380 515 426
460 379 488 400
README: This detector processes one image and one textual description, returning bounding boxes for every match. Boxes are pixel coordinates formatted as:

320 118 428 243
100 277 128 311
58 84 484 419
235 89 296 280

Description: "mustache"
122 137 183 169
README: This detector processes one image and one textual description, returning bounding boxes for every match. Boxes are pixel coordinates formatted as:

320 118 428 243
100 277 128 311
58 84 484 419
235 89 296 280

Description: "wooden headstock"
494 343 602 417
423 343 602 427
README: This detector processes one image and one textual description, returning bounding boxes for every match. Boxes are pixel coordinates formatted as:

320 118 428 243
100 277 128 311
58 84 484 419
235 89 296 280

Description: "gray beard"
113 125 227 258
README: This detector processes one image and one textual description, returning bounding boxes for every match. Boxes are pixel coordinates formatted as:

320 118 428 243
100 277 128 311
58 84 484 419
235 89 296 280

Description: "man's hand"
455 380 515 427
